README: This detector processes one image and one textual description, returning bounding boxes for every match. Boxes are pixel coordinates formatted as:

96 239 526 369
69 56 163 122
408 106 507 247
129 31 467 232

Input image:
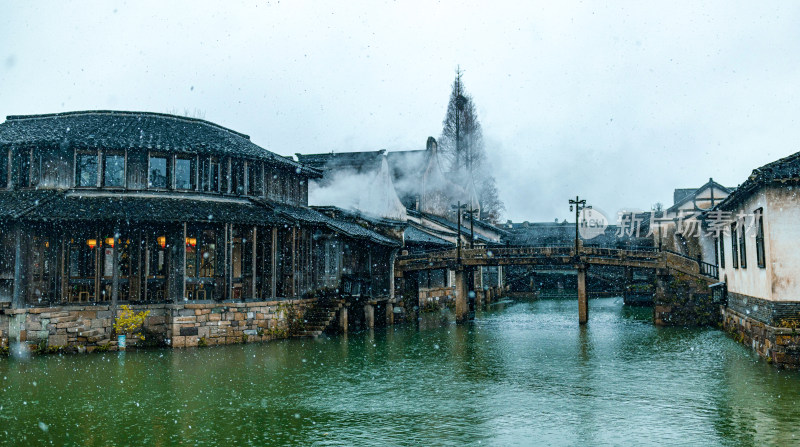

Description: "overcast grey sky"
2 1 800 222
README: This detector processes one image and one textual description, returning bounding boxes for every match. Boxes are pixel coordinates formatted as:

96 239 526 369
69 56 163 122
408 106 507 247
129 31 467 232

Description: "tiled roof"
404 225 450 246
717 150 800 210
413 210 495 243
296 151 384 173
0 111 320 178
0 190 60 219
265 201 401 247
19 192 287 225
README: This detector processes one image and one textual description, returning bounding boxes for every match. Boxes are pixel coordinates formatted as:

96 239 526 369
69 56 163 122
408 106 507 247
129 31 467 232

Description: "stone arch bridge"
395 246 720 325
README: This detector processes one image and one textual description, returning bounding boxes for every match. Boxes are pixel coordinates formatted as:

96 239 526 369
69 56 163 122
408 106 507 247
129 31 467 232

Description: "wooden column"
454 268 468 323
271 227 277 299
339 305 348 333
364 302 375 329
385 301 394 325
250 226 257 300
578 264 588 324
167 223 187 304
291 226 296 298
388 249 398 303
111 226 120 321
11 224 26 309
225 224 232 301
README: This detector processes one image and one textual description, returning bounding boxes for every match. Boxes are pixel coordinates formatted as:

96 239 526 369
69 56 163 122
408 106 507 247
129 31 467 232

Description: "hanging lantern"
105 237 115 248
157 236 167 248
86 239 97 249
186 237 197 248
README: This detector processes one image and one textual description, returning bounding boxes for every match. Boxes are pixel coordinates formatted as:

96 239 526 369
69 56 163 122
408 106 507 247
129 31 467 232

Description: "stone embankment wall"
653 271 720 327
0 299 314 354
722 291 800 368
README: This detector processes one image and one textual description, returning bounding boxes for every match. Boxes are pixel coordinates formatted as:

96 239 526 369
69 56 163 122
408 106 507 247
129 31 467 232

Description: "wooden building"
0 111 400 350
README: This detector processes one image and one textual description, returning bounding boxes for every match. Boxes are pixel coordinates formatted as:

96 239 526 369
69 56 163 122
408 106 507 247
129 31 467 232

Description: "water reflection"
2 297 800 445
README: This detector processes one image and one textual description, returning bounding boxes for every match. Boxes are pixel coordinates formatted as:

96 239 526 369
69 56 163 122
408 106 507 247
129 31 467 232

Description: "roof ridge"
4 110 251 140
757 149 800 172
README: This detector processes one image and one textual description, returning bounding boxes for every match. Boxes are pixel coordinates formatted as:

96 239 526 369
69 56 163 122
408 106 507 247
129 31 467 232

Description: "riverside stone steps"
298 299 344 338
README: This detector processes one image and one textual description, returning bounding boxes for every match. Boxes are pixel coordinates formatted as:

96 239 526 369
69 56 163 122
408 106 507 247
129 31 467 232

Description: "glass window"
16 149 31 187
149 236 167 277
231 159 244 195
731 223 739 269
30 151 41 187
103 153 125 187
718 236 725 269
200 157 219 192
247 161 263 196
739 219 747 269
175 156 196 190
755 208 765 268
210 157 220 192
149 155 169 189
76 152 99 187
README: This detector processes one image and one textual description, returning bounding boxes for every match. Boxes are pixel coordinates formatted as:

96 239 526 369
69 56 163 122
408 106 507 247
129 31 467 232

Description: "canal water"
2 297 800 446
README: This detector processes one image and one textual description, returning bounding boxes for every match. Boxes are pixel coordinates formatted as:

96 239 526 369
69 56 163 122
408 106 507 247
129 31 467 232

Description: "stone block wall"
722 305 800 368
653 271 720 327
0 304 170 353
722 291 800 368
168 299 314 348
0 299 315 354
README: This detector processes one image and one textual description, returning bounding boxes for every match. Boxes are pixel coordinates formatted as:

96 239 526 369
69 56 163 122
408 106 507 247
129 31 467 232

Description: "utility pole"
568 196 590 325
451 201 468 263
568 196 589 256
456 200 462 264
466 204 477 249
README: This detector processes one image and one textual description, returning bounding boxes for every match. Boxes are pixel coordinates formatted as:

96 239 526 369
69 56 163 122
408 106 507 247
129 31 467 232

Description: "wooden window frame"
730 223 739 269
147 152 171 190
738 218 747 269
102 150 127 189
755 208 765 269
75 149 100 188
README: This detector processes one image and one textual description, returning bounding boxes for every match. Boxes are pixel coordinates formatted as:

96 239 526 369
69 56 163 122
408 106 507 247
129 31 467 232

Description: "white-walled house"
711 151 800 367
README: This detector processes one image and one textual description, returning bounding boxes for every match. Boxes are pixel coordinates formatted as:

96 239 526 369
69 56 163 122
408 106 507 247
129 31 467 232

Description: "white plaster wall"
720 190 771 300
766 186 800 301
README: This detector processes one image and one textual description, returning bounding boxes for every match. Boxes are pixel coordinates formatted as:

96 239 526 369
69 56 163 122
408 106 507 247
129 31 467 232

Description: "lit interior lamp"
186 237 197 248
157 236 167 249
86 239 98 249
105 237 115 248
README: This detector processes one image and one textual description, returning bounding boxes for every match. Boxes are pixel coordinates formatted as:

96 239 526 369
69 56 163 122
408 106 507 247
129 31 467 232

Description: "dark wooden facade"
0 111 400 309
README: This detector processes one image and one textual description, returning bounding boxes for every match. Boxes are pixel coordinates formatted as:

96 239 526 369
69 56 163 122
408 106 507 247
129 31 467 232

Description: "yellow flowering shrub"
113 305 151 339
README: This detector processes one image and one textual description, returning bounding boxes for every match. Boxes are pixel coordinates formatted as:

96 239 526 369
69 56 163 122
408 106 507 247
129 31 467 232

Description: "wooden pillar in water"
364 302 375 329
385 301 394 325
454 268 469 323
578 264 588 324
339 305 348 333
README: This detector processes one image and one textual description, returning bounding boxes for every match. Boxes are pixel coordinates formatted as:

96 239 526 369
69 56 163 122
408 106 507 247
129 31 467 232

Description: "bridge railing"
699 261 719 279
398 245 719 280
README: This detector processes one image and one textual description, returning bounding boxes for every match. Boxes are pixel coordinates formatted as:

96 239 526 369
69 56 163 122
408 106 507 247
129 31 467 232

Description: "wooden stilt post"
578 264 588 324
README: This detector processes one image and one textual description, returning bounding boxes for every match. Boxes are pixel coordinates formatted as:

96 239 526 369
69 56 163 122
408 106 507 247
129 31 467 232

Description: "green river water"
2 297 800 446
